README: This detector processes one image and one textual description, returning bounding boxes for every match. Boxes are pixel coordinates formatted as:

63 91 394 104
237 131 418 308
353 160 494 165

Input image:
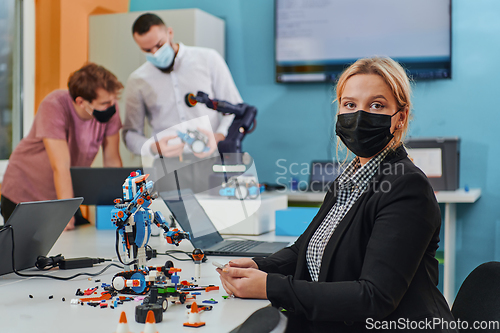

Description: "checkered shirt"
306 146 393 281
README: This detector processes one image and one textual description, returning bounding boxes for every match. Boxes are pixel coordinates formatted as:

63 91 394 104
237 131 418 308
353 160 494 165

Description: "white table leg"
443 202 456 306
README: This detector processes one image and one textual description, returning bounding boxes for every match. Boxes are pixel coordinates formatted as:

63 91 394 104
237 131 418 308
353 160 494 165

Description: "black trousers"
0 195 17 223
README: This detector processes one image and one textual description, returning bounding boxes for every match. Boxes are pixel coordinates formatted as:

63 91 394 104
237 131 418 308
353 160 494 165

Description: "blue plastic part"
130 272 147 294
219 187 235 197
202 299 218 304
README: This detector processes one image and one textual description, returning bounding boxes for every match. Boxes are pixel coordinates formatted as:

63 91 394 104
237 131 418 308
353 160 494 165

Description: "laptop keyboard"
217 240 264 252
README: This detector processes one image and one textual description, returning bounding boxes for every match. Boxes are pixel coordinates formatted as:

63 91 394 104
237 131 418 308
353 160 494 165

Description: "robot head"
123 170 143 201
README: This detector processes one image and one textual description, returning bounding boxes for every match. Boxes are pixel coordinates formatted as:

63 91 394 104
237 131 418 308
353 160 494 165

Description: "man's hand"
217 266 268 299
150 135 185 157
193 128 222 159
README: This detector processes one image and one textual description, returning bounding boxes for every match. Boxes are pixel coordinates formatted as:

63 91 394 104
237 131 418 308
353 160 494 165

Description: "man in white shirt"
124 13 243 193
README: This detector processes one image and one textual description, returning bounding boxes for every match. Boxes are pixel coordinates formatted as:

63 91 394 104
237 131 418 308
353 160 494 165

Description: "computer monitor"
405 137 460 191
309 161 343 192
71 167 143 205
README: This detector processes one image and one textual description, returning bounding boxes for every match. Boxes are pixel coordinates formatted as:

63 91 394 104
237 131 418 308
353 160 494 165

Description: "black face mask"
335 110 400 158
92 104 116 123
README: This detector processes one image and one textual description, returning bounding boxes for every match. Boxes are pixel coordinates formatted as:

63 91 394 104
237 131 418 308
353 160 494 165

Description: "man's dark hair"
132 13 166 35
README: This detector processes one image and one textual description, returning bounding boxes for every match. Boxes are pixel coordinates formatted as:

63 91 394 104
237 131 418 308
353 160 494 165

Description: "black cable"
1 225 123 281
156 249 207 262
115 228 136 266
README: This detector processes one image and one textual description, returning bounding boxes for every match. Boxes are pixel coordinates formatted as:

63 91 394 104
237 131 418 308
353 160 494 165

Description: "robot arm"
185 91 257 155
153 211 190 246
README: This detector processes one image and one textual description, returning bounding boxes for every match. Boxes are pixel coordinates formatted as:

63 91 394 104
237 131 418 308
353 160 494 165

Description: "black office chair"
230 306 288 333
451 261 500 332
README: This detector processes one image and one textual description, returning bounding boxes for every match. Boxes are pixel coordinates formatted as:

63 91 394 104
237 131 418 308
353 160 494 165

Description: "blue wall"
130 0 500 297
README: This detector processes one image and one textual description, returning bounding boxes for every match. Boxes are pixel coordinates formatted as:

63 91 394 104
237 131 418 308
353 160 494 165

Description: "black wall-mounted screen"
275 0 452 82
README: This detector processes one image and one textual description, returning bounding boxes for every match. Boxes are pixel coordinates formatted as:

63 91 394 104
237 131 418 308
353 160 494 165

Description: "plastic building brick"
192 249 204 283
114 311 132 333
202 298 218 304
183 302 206 328
142 310 159 333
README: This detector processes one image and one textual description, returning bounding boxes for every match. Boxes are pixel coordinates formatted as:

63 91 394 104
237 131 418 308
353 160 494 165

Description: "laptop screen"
0 198 83 275
160 189 224 249
309 161 342 191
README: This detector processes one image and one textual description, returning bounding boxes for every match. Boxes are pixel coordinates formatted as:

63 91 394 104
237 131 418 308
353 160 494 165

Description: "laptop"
0 198 83 275
71 167 143 205
160 189 290 257
308 161 343 192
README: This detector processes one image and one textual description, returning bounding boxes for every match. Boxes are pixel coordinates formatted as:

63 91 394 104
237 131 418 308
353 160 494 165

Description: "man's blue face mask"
146 42 175 69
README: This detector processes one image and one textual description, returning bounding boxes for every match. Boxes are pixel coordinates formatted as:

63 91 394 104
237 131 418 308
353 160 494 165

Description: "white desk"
435 189 481 305
285 188 482 305
0 227 296 333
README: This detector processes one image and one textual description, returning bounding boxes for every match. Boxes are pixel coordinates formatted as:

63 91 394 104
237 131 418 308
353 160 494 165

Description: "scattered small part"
75 288 84 296
95 279 101 282
191 292 201 296
79 291 112 302
114 311 131 333
88 277 92 281
183 302 206 328
62 297 65 302
48 295 53 299
70 299 80 305
83 286 98 296
205 286 219 292
186 304 212 312
222 296 229 299
29 295 33 299
202 298 218 304
100 302 108 309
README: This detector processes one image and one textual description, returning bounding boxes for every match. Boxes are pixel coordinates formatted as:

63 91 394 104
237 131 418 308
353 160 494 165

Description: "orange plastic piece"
79 292 112 302
119 311 127 323
192 253 204 261
205 286 219 292
169 267 182 273
183 302 205 328
117 211 124 218
137 198 144 205
187 94 197 106
146 310 156 323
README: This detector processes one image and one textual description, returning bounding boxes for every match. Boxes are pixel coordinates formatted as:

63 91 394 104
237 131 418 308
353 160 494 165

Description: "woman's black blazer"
254 146 457 332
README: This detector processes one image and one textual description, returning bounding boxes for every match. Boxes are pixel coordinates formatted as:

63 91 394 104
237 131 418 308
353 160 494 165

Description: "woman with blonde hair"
218 57 457 332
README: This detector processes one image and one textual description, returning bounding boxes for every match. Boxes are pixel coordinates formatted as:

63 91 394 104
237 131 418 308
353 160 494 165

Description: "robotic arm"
185 91 257 157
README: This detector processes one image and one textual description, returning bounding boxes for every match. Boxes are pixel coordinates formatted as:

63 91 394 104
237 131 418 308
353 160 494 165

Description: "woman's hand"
217 266 268 299
227 258 259 269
